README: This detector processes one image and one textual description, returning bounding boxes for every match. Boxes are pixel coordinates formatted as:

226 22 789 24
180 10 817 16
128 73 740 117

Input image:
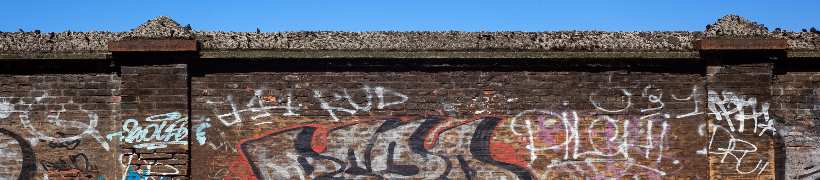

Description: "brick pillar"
109 39 197 179
699 39 787 179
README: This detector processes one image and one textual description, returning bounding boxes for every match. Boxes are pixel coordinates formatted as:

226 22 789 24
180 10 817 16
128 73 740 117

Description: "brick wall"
0 60 120 179
703 52 780 179
772 60 820 180
188 61 711 179
117 63 189 179
0 53 818 179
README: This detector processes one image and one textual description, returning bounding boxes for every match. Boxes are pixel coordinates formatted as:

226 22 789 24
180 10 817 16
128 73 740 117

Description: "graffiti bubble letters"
108 112 188 149
236 116 529 179
313 85 409 121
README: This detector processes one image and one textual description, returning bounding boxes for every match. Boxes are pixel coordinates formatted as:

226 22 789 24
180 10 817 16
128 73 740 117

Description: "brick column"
699 38 787 179
109 39 197 179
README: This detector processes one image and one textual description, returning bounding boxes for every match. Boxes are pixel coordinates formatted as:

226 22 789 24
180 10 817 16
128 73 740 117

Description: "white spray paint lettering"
206 90 301 126
707 90 776 136
702 90 776 175
313 85 408 121
509 85 703 178
511 109 672 177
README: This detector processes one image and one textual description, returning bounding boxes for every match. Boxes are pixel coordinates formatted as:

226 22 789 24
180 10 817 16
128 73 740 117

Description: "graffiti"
590 89 633 113
45 132 81 150
205 131 237 153
230 113 680 179
194 116 211 145
206 168 232 180
471 117 533 179
40 153 98 178
0 99 12 119
707 90 776 136
192 115 241 152
233 116 528 179
125 166 173 180
0 90 109 179
700 124 769 174
502 85 702 178
671 86 704 118
701 90 776 175
15 92 111 151
193 82 797 179
589 85 701 117
0 128 37 179
119 149 181 180
509 110 673 178
205 90 301 126
107 112 188 150
205 85 407 125
435 92 517 117
19 107 109 151
215 85 717 179
437 97 460 117
313 85 409 121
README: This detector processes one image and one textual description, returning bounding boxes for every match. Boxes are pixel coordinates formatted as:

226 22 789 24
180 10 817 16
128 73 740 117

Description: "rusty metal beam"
108 39 197 52
697 39 788 50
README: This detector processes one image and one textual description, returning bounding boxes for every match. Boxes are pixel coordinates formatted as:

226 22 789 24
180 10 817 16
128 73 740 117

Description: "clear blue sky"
1 0 818 32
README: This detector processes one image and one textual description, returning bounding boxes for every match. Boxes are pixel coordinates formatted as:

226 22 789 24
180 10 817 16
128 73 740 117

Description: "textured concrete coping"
0 15 819 59
197 51 701 60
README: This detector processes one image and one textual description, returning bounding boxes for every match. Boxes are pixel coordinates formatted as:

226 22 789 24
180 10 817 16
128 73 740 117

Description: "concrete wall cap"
1 15 818 53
